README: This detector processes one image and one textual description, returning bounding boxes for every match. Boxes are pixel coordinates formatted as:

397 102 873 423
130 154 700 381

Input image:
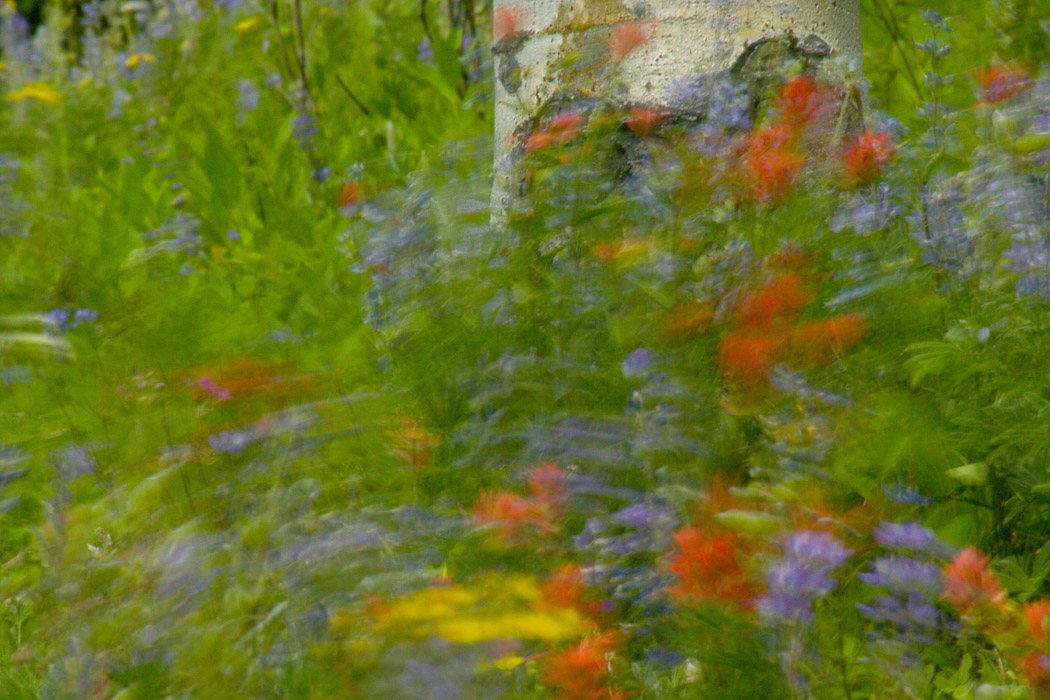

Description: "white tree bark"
492 0 862 212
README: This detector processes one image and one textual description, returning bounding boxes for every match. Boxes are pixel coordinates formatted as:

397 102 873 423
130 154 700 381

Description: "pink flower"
197 376 231 401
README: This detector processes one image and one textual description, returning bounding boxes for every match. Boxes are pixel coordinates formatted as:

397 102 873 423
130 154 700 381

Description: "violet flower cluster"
857 521 948 649
758 530 852 625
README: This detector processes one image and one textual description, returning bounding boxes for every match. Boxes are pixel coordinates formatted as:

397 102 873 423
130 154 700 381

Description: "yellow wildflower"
5 82 62 104
234 16 263 32
372 575 593 644
493 655 525 671
125 53 156 69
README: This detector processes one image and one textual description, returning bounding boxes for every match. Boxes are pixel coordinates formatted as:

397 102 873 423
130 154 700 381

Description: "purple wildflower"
872 521 941 553
881 483 933 506
858 556 941 592
72 308 99 327
208 429 253 455
417 38 434 64
612 502 674 530
857 593 940 629
758 531 851 625
621 348 654 378
45 308 70 330
783 531 852 567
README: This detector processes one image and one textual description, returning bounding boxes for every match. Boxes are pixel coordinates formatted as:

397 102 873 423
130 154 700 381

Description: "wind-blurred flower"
742 125 803 202
1026 600 1050 640
197 376 231 401
942 547 1006 614
541 565 588 609
859 556 941 593
72 308 99 327
975 63 1029 105
734 275 812 329
124 53 155 68
791 314 867 365
526 111 584 152
1023 600 1050 693
624 107 663 135
667 527 756 606
417 38 434 64
607 22 649 60
528 462 567 505
873 521 941 553
542 633 624 700
474 491 553 540
778 75 830 126
758 531 851 624
718 330 788 389
882 483 933 507
621 348 654 379
494 5 523 41
6 82 61 103
843 131 894 186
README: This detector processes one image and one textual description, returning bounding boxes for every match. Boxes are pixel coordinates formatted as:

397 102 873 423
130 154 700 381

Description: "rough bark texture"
492 0 862 214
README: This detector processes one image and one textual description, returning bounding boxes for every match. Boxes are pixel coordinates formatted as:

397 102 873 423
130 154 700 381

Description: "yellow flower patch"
6 82 62 104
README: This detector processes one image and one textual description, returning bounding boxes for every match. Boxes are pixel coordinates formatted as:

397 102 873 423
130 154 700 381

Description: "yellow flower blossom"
5 82 62 104
234 16 263 32
125 53 156 68
371 575 593 644
493 655 525 671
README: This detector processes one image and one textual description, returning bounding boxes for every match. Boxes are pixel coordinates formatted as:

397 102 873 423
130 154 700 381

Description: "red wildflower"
526 111 584 152
778 75 830 126
336 182 359 208
542 633 623 700
541 565 587 609
526 130 555 153
718 331 789 388
473 491 551 540
607 22 649 60
943 547 1006 614
625 107 663 135
843 131 894 186
975 63 1029 105
792 314 867 365
663 301 714 339
1026 600 1050 640
550 111 584 141
494 4 523 41
1024 651 1050 696
742 125 803 202
667 527 756 606
734 275 813 329
528 462 567 506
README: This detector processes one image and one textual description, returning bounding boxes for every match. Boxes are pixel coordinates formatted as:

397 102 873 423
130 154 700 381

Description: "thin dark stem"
420 0 433 41
335 74 372 115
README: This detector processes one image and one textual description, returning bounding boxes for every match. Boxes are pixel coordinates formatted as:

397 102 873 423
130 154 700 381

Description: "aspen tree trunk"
492 0 863 214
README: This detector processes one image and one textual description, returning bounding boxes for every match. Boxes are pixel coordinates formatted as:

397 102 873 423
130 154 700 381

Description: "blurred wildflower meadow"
4 0 1050 698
